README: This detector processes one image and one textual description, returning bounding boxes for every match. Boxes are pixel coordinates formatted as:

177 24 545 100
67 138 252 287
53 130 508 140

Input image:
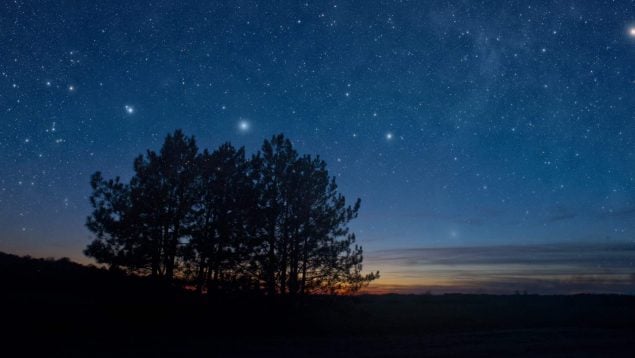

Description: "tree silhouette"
130 130 199 280
187 143 256 293
86 130 199 280
249 134 378 295
84 172 140 270
85 130 378 294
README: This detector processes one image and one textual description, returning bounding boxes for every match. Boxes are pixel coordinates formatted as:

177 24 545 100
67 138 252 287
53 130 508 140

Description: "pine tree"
86 130 199 281
188 143 255 293
251 134 378 295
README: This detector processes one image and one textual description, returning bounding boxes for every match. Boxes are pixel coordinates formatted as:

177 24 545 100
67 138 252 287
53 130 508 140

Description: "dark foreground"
2 252 634 357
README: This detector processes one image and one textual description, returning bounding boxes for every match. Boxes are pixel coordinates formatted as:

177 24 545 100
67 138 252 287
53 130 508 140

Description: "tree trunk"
300 235 309 295
195 258 206 294
266 233 276 296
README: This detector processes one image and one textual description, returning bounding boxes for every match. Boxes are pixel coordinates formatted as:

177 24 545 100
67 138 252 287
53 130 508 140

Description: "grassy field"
2 252 634 357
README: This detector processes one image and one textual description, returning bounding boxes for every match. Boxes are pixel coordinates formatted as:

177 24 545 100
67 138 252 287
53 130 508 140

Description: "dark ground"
1 252 634 357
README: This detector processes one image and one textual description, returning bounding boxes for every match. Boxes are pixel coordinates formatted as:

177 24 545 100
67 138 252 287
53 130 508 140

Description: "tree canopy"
85 130 378 295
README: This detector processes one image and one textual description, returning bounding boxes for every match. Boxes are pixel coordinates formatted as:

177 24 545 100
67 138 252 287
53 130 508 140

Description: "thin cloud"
545 205 578 223
365 242 635 294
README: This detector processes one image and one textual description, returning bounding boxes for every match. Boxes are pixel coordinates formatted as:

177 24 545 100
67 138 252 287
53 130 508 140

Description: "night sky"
2 1 635 294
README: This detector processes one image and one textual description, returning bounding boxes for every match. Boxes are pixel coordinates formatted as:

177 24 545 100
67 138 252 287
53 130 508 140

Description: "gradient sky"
1 1 635 294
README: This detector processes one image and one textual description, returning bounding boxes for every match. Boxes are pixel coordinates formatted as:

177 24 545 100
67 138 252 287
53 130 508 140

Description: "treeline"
85 130 378 296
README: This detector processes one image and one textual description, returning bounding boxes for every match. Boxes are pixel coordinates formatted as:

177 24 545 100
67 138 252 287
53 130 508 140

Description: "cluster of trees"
85 130 378 295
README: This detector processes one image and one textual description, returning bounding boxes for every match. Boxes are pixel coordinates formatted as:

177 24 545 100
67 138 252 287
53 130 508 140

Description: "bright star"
630 27 635 37
68 85 75 91
238 119 250 132
386 132 393 140
124 105 135 114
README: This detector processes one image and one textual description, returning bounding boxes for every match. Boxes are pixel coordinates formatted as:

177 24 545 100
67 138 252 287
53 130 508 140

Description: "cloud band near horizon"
364 242 635 294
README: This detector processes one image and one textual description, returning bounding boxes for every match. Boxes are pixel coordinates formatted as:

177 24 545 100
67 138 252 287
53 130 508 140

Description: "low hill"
0 251 196 304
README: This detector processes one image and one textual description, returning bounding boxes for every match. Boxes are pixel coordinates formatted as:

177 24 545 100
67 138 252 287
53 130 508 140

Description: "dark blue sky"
1 1 634 293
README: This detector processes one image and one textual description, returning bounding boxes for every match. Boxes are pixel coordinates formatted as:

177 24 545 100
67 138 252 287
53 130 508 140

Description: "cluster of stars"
0 1 634 290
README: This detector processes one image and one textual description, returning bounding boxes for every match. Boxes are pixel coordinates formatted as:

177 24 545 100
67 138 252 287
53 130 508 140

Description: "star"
68 85 75 91
124 105 135 114
386 132 393 140
238 119 250 132
629 27 635 37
